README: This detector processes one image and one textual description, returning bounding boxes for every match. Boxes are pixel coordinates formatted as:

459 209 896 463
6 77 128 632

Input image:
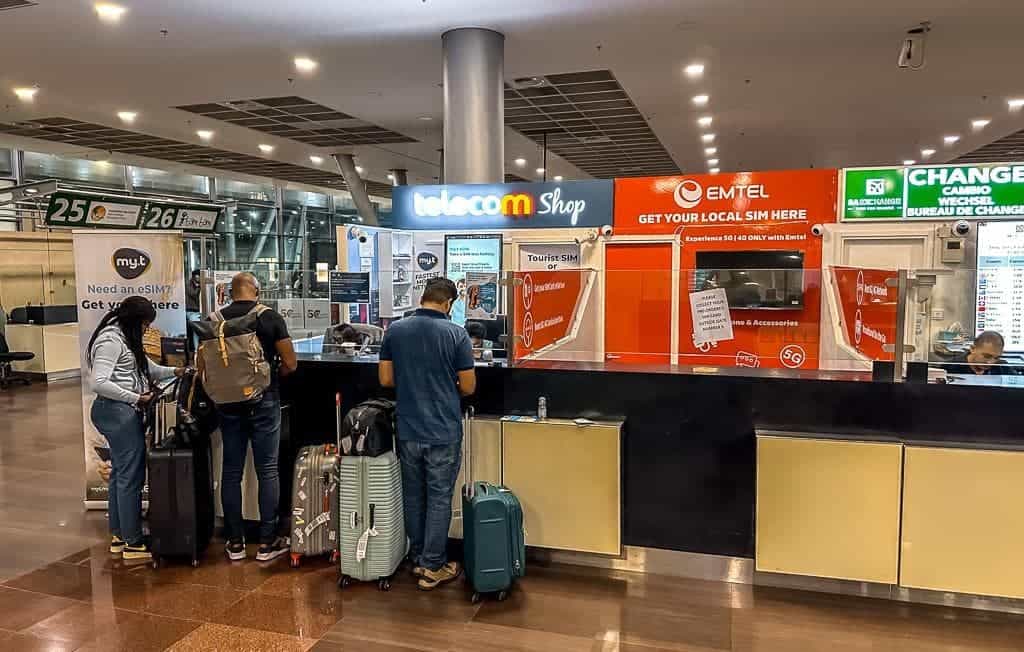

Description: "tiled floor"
3 380 1024 650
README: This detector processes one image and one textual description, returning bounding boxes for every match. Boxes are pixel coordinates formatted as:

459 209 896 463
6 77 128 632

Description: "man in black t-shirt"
215 272 297 563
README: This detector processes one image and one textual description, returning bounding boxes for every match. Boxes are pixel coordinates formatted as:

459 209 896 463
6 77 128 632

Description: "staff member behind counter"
941 331 1018 376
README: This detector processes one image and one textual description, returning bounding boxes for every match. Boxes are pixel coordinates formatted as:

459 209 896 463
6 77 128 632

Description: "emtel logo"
112 248 151 280
674 180 703 209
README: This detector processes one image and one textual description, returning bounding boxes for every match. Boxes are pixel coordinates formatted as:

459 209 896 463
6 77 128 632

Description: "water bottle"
537 396 547 421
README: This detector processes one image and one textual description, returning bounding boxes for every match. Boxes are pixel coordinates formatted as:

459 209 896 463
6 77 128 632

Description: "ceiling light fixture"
971 118 991 130
387 173 396 181
903 159 916 166
701 133 716 143
707 158 719 166
258 144 274 154
355 165 364 174
704 147 717 155
554 175 564 182
697 116 713 127
684 63 705 78
514 157 527 167
196 130 214 141
418 116 433 121
921 148 936 158
116 111 137 124
94 2 126 22
13 87 37 102
309 155 324 164
692 94 709 106
1008 98 1024 111
943 135 960 146
709 168 720 174
536 167 545 175
294 57 318 73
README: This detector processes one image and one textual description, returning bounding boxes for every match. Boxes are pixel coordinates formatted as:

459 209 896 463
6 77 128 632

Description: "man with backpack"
199 272 296 562
379 277 476 590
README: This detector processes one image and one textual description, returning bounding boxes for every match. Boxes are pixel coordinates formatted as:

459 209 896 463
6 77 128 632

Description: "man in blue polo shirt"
379 277 476 590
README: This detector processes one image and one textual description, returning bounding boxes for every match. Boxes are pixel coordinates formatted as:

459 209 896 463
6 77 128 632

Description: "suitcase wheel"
338 575 352 589
496 590 509 602
289 553 301 569
378 578 391 592
470 591 482 605
191 558 200 568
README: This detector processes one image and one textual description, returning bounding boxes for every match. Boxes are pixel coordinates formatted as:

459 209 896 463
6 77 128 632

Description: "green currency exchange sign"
842 163 1024 220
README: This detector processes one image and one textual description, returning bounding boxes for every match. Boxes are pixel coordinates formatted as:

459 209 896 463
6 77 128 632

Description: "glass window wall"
23 152 127 190
130 166 209 198
216 177 275 204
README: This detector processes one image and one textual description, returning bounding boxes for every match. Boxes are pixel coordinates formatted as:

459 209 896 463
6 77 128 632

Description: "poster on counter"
689 288 734 346
445 234 503 326
465 272 499 320
518 243 581 271
831 266 898 360
75 230 186 508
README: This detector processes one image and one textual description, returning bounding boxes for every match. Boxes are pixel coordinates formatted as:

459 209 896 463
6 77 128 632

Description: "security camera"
953 220 971 237
600 224 613 237
811 224 825 237
898 22 930 70
350 227 368 243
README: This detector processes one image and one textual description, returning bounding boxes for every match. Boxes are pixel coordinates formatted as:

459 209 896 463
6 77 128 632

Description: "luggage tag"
356 431 367 454
340 436 353 455
356 525 378 562
304 511 331 536
292 528 304 546
298 490 308 502
292 507 304 517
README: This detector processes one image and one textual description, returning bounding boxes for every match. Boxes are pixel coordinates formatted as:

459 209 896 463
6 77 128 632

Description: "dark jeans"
398 439 462 571
91 397 146 546
218 392 281 544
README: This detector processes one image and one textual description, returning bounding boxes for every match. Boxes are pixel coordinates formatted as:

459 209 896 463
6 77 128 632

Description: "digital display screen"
444 234 503 326
694 250 805 309
976 221 1024 351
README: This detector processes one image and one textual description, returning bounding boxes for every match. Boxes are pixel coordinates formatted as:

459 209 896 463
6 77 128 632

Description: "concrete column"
442 28 505 184
333 154 378 226
391 169 408 186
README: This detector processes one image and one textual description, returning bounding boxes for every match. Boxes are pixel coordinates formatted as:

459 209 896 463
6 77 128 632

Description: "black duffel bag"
340 399 396 457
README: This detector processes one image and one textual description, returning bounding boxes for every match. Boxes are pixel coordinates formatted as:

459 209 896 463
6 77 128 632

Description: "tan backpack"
194 305 272 405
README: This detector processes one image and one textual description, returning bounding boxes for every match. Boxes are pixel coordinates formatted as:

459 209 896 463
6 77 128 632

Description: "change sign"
842 164 1024 220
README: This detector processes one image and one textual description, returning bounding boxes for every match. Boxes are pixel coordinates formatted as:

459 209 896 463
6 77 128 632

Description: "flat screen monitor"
694 250 805 309
976 221 1024 352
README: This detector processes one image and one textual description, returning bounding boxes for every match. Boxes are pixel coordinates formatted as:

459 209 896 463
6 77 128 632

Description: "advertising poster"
614 170 838 369
75 230 186 507
445 234 503 326
843 164 1024 220
465 272 499 320
831 266 898 360
276 298 306 333
410 233 444 307
212 270 237 312
392 180 613 231
329 271 371 303
513 270 584 358
519 243 581 271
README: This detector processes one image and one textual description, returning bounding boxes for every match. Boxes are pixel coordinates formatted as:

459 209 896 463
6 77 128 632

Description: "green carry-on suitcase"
462 481 525 603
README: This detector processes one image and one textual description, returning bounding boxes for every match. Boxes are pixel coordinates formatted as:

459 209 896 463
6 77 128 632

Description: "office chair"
0 332 34 389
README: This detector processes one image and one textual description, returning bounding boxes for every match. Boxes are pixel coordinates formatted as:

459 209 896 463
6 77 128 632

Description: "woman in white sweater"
88 296 184 561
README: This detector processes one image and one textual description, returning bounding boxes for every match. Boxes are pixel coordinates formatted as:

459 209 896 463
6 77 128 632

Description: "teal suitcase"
462 481 525 603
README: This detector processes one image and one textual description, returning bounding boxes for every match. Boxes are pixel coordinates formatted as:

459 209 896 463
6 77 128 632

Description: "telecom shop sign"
842 164 1024 220
391 180 613 230
45 190 223 232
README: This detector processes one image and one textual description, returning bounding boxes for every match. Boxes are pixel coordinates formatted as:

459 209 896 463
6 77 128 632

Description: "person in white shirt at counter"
941 331 1016 376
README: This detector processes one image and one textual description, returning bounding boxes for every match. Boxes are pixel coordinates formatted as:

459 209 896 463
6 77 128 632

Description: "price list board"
976 221 1024 351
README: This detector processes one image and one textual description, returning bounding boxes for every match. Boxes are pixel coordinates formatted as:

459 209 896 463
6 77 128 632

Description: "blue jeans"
218 392 281 544
398 439 462 571
91 397 146 546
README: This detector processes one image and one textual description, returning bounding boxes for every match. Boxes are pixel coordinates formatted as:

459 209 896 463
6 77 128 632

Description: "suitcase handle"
369 503 375 529
335 392 343 452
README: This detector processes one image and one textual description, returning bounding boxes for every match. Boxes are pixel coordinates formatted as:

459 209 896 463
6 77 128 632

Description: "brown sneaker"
411 565 426 578
417 561 461 591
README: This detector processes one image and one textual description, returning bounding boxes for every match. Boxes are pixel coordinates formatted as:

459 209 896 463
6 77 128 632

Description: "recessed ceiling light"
309 155 324 164
24 187 38 194
701 133 716 143
116 111 137 123
13 87 37 102
691 94 709 106
536 167 545 175
355 165 364 174
921 148 936 158
258 144 274 154
95 3 126 22
697 116 713 127
387 173 396 180
707 158 719 166
704 147 717 155
554 175 564 182
418 116 433 121
709 167 720 174
943 135 960 145
294 57 318 73
903 159 916 166
514 157 527 167
971 118 991 130
196 130 214 141
684 63 705 78
1008 98 1024 111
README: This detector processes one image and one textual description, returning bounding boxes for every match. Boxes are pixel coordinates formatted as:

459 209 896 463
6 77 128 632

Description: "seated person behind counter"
325 323 365 355
465 321 494 361
941 331 1016 376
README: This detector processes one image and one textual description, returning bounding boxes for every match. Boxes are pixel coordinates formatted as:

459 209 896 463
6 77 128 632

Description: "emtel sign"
672 179 770 209
393 180 614 231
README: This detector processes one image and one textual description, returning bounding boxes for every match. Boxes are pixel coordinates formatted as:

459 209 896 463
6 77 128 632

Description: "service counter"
283 354 1024 603
5 322 80 380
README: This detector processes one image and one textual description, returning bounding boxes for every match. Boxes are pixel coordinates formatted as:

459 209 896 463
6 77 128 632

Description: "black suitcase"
148 381 215 568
